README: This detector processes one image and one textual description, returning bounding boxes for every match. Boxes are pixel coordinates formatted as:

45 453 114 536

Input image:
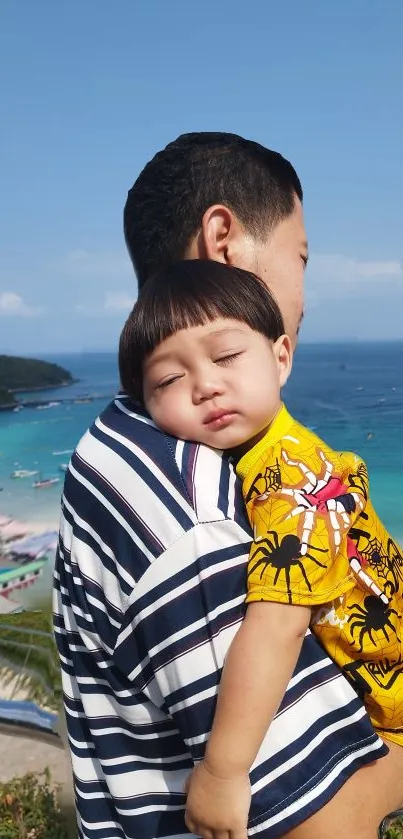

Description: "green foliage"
0 354 73 402
386 819 403 838
0 386 16 407
0 770 70 839
0 609 62 713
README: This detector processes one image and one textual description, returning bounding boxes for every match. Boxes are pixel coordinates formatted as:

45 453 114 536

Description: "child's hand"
184 761 251 839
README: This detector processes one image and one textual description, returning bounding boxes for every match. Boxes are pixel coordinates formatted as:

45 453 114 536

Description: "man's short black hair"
119 259 285 403
124 132 303 289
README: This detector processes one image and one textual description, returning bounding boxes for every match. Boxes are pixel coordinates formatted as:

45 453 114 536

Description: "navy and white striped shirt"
53 396 387 839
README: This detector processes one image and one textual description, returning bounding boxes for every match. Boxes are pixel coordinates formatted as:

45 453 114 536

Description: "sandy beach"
0 512 59 565
0 514 58 541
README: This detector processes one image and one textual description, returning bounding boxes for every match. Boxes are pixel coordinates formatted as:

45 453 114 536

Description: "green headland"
0 355 74 409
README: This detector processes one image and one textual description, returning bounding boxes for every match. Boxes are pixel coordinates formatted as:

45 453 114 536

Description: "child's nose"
192 376 223 404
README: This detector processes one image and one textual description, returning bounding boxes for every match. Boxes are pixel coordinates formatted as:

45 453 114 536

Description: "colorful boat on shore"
0 558 46 598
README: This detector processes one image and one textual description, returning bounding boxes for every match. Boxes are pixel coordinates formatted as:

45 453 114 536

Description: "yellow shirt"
237 404 403 746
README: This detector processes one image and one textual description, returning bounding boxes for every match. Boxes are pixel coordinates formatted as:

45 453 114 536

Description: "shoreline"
0 511 59 612
0 513 59 550
0 514 59 533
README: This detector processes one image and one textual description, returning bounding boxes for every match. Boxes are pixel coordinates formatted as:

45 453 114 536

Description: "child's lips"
203 409 237 429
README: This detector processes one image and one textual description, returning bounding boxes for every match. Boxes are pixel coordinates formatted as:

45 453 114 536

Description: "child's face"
143 318 292 450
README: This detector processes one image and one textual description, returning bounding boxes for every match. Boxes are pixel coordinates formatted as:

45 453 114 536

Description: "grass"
0 770 72 838
386 820 403 838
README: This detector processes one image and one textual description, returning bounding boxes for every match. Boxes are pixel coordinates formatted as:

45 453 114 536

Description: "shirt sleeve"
246 449 369 606
112 518 250 760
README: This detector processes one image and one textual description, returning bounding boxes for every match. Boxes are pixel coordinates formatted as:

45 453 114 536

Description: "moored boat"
10 469 39 479
32 477 60 489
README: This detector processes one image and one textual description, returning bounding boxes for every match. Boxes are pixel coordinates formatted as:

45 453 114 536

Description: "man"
53 133 403 839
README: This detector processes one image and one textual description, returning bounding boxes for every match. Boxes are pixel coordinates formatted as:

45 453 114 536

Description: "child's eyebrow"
204 326 247 339
145 325 247 370
144 350 174 370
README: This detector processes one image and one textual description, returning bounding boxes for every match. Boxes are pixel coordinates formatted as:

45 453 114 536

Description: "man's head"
124 132 308 343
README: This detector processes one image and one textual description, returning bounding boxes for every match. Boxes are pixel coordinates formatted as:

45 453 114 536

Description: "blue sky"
0 0 402 354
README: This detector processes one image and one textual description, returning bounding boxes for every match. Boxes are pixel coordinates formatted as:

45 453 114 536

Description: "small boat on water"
33 477 60 489
58 463 68 473
11 469 39 479
36 401 61 410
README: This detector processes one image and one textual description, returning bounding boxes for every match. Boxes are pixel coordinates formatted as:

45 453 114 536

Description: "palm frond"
0 608 62 712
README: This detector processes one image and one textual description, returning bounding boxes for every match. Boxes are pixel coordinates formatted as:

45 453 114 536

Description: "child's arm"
184 599 311 839
185 447 367 839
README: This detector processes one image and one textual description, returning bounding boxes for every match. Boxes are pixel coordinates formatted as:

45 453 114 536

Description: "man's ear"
202 205 233 262
185 204 253 266
273 334 293 388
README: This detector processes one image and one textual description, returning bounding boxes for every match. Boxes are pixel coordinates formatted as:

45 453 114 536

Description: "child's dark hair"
119 260 285 402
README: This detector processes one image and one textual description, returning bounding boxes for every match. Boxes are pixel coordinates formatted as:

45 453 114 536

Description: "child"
119 259 403 839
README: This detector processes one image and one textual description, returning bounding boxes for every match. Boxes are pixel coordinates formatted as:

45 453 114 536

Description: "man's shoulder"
72 395 245 526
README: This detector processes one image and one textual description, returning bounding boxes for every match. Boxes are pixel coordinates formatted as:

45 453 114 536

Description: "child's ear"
273 334 293 388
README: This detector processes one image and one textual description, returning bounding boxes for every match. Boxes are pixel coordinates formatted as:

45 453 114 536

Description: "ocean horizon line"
8 337 403 358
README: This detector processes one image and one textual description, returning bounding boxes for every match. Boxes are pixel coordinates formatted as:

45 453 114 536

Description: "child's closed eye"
155 374 183 390
214 352 243 366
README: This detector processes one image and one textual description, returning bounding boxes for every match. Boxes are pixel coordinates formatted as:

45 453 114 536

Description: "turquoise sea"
0 343 402 543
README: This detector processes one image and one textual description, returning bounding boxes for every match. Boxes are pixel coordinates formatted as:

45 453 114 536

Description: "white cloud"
348 259 401 278
307 253 403 301
0 292 43 317
76 290 134 316
104 291 134 312
66 249 133 279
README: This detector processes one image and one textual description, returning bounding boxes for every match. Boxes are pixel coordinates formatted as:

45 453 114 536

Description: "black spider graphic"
348 595 400 652
245 460 282 503
248 530 328 603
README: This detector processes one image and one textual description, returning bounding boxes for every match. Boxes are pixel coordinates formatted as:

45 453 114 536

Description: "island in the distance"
0 355 74 409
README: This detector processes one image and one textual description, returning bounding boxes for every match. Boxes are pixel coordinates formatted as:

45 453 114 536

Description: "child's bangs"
147 291 232 352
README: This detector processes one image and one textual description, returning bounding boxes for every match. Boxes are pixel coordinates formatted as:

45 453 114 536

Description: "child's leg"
282 740 403 839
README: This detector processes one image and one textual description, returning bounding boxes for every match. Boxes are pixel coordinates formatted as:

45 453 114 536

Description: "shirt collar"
236 403 294 481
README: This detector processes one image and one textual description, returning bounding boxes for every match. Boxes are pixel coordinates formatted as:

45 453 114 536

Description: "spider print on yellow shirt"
237 405 403 746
